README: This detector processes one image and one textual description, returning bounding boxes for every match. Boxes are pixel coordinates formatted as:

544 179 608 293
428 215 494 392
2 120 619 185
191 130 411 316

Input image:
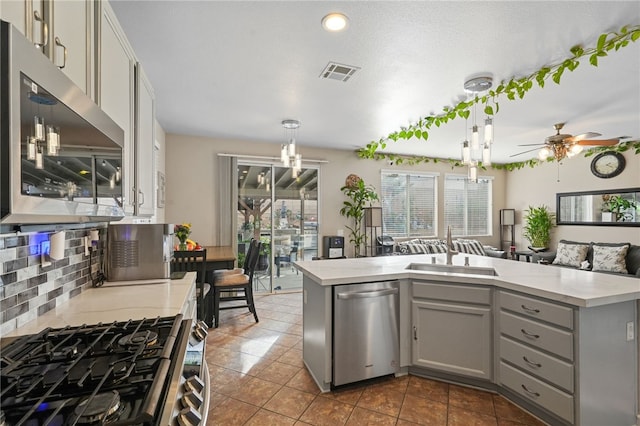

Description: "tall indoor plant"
523 205 556 249
340 174 379 257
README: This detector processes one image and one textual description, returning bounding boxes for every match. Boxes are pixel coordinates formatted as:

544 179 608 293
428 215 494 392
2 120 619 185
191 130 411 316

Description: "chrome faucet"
445 226 459 265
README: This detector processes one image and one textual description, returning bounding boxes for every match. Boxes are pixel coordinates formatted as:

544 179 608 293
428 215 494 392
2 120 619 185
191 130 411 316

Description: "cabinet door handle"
138 189 145 207
523 356 542 368
520 304 540 314
54 37 68 69
521 384 540 398
33 10 48 48
413 326 417 340
520 329 540 339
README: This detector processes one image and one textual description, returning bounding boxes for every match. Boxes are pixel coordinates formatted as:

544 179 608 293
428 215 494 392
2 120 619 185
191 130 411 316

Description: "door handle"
54 37 67 69
336 287 398 300
413 325 417 340
138 189 145 207
33 10 48 48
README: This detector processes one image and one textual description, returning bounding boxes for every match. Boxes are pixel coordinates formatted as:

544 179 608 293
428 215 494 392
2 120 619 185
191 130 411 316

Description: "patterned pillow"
552 242 590 267
591 243 630 274
428 243 448 254
402 243 430 254
452 240 486 256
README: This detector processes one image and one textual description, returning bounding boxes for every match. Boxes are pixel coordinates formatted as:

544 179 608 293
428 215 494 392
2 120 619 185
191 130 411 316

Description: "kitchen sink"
406 263 498 276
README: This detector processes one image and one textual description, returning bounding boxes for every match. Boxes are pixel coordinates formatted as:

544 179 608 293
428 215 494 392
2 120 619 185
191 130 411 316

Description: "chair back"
244 239 262 283
172 249 207 283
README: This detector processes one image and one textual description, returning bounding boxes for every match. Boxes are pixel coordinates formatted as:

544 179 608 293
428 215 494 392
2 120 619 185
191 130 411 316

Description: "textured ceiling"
109 1 640 163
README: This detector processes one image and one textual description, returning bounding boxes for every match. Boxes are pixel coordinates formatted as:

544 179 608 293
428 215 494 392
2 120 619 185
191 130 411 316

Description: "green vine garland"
357 24 640 170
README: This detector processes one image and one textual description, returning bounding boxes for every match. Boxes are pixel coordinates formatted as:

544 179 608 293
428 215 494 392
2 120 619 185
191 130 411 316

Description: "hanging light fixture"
281 119 302 178
462 75 494 182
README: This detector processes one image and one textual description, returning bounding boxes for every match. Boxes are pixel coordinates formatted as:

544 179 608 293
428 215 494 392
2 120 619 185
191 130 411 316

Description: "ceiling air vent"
320 62 360 82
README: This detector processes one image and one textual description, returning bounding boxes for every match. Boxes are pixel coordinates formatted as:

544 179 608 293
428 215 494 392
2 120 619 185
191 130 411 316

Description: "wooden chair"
212 239 260 328
172 249 211 326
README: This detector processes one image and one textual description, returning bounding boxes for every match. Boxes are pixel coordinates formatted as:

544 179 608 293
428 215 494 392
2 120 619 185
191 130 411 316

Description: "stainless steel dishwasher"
333 280 400 386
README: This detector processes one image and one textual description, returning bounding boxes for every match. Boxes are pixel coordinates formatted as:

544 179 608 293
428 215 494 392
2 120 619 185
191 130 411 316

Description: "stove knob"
181 389 204 410
191 322 208 342
184 375 205 394
177 406 202 426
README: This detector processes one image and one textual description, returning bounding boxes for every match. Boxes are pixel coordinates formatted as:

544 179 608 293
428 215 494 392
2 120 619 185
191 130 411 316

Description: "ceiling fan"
510 123 620 161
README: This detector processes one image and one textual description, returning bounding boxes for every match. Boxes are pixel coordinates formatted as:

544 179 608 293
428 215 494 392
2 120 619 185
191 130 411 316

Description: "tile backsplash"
0 227 105 336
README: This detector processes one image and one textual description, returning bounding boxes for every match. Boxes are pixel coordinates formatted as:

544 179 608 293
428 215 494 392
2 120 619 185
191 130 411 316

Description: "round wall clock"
590 151 625 179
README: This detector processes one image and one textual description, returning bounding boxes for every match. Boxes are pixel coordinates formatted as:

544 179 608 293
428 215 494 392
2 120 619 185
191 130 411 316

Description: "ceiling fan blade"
510 147 542 157
576 138 620 146
517 143 546 147
566 132 601 143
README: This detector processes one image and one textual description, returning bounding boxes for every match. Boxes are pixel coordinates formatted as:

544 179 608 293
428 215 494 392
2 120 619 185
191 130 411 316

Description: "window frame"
380 169 439 238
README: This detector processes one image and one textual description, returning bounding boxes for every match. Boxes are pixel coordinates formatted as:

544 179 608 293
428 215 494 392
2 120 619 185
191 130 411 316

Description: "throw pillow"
453 240 486 256
403 243 430 254
552 241 590 268
591 243 630 274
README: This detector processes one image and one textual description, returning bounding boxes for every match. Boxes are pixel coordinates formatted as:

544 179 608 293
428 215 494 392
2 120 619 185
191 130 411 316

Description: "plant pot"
601 212 615 222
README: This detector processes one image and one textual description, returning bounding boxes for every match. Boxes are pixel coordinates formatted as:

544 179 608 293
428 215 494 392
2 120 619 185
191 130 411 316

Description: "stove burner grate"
117 331 159 348
74 390 124 424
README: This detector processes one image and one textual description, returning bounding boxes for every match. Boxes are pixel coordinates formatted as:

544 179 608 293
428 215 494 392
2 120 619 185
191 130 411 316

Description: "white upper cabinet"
135 65 156 216
97 0 135 215
1 0 93 96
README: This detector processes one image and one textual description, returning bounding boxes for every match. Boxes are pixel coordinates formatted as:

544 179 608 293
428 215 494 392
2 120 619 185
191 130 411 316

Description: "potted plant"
602 195 638 222
523 205 556 250
340 174 379 257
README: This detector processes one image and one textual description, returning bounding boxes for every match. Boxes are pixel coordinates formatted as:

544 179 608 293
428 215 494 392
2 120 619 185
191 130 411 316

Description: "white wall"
506 151 640 248
165 134 508 255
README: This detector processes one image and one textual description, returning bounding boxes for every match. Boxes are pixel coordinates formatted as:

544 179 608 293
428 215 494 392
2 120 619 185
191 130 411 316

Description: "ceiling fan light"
570 144 583 155
538 147 551 160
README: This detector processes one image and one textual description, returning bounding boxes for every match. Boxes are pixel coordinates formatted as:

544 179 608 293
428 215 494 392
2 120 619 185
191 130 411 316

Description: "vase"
178 241 188 251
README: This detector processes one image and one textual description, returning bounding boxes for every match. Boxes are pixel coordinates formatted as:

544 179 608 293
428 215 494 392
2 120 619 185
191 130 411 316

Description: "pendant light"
462 75 494 181
281 119 302 178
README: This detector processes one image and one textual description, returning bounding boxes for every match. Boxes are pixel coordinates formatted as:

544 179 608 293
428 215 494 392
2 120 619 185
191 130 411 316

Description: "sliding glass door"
237 163 318 293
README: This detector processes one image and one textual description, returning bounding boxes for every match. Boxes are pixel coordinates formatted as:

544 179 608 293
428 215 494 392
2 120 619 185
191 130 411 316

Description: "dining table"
202 246 236 279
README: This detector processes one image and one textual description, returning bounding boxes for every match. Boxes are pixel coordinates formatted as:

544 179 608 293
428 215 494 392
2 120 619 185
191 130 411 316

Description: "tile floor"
206 292 547 426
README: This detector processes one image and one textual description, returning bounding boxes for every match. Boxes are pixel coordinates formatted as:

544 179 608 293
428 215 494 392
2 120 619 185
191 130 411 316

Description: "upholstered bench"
532 240 640 278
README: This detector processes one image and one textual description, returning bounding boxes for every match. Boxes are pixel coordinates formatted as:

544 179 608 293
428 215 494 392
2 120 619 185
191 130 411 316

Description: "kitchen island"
296 254 640 426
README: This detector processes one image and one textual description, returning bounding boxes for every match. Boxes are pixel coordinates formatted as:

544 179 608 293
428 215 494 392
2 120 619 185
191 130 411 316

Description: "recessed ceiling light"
322 13 349 32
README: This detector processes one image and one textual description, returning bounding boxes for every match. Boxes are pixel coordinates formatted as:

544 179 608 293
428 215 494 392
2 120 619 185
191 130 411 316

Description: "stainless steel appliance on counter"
0 20 124 225
0 315 210 425
333 280 400 386
322 236 345 259
107 223 173 281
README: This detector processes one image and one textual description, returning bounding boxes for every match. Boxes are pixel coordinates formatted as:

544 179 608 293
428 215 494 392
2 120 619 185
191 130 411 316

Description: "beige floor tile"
229 376 283 407
448 405 499 426
207 397 259 425
299 395 354 425
493 395 547 426
356 386 404 417
398 393 448 425
346 406 397 425
286 368 322 395
244 408 297 425
256 360 302 385
406 375 449 404
448 384 496 416
262 386 316 419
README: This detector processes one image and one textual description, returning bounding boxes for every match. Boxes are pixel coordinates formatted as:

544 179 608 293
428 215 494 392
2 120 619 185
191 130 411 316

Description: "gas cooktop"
0 315 187 425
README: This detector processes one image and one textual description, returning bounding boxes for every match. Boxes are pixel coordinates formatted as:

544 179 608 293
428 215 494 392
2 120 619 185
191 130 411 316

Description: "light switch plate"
626 322 634 341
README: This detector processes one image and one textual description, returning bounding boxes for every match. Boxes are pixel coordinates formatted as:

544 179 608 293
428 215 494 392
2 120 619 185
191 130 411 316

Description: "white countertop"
4 272 196 338
295 255 640 308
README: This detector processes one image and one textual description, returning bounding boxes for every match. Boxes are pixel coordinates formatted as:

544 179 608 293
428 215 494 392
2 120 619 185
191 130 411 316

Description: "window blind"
444 175 492 237
381 171 437 237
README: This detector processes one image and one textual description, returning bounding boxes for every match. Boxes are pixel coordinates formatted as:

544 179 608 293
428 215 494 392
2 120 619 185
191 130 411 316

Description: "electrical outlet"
626 322 634 341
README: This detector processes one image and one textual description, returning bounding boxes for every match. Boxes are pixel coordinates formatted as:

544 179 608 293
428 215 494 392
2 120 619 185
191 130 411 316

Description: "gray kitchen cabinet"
411 281 492 380
97 0 135 215
0 0 93 95
497 289 637 425
134 65 155 216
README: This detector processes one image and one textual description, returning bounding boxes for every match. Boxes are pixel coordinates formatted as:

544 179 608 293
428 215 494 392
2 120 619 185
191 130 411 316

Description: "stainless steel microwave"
0 20 125 225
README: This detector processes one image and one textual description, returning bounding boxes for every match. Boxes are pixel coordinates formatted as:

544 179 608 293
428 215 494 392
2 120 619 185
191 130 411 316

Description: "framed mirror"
556 188 640 226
